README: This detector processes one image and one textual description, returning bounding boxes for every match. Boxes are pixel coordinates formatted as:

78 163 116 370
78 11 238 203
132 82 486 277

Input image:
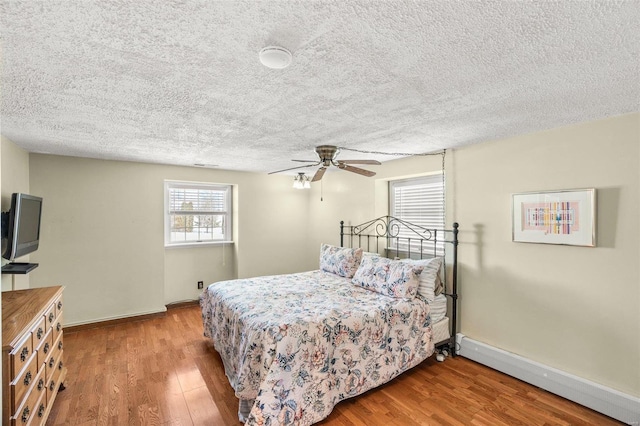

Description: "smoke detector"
259 46 292 69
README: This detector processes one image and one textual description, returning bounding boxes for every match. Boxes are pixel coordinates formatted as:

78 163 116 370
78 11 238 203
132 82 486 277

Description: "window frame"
164 180 233 248
388 173 445 256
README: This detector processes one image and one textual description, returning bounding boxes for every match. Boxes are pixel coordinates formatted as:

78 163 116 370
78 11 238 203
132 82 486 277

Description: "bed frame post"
450 222 459 357
340 221 344 247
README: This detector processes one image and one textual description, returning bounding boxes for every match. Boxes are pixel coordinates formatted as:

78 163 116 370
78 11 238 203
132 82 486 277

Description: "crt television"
2 193 43 261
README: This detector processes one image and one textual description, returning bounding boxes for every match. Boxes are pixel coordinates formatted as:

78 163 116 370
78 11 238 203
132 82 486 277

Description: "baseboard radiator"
456 334 640 425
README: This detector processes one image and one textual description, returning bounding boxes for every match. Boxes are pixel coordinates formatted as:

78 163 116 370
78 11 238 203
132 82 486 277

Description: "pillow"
351 256 423 299
401 257 443 301
319 244 363 278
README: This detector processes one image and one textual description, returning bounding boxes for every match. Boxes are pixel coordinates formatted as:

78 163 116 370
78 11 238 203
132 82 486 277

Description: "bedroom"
1 1 639 425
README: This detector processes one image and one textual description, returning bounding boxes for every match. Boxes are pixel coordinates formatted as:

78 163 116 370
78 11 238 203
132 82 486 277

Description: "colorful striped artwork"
512 189 595 246
521 201 580 235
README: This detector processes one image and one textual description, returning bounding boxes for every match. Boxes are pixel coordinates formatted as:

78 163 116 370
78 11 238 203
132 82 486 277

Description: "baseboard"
456 334 640 425
65 307 168 332
166 299 200 310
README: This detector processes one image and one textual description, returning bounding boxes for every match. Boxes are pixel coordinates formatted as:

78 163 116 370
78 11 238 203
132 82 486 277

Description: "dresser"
2 286 66 426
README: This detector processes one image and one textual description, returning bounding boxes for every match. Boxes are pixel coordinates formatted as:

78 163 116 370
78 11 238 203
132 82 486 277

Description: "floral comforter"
200 270 434 425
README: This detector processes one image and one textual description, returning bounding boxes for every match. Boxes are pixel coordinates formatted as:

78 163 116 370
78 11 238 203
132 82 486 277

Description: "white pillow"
401 257 443 301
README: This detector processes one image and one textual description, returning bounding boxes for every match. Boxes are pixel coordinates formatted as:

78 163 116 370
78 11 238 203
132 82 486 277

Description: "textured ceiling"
1 1 639 175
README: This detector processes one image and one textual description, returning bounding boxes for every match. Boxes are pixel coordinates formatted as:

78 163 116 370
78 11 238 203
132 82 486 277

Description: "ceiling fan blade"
268 164 318 175
311 167 326 182
291 159 320 163
338 164 376 177
338 159 381 165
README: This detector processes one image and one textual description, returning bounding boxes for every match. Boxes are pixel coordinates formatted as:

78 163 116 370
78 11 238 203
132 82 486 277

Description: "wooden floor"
47 305 622 426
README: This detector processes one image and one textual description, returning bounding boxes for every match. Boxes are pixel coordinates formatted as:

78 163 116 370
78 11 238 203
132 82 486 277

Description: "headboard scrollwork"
341 215 453 259
351 216 434 241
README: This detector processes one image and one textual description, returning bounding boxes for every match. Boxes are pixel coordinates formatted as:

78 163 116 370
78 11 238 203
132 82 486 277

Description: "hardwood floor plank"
46 306 624 425
183 385 226 424
175 363 208 393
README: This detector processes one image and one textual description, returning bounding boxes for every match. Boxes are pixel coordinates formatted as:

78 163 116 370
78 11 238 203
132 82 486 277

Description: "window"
164 181 232 246
389 174 445 255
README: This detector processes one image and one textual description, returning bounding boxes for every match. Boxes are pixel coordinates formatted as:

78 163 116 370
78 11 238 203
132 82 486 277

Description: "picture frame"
512 188 596 247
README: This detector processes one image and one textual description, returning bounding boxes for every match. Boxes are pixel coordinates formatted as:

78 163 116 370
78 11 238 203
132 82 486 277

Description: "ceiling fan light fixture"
259 46 292 69
293 173 311 189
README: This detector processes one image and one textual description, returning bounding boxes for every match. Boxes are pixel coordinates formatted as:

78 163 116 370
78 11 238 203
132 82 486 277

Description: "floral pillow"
401 257 443 302
351 256 423 299
319 244 363 278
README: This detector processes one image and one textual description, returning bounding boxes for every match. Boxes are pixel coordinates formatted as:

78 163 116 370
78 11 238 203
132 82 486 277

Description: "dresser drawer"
52 313 63 344
11 369 42 426
25 367 47 426
36 328 53 375
47 350 64 405
54 297 63 316
9 334 34 382
45 334 63 383
10 352 38 412
27 389 47 426
31 318 47 355
44 303 56 329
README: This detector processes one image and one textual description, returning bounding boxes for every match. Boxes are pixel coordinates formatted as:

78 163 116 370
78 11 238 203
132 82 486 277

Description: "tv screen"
2 193 43 261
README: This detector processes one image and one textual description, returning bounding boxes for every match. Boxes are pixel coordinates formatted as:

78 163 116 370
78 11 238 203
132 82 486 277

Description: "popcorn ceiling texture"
1 1 638 173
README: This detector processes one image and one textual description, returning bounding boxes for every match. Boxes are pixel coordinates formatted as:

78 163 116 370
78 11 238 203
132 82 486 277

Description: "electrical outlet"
197 281 204 289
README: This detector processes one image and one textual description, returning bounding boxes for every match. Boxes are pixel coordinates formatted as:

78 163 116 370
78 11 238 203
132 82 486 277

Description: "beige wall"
450 113 639 397
1 136 31 291
164 244 235 304
306 170 377 257
28 155 312 325
235 176 314 278
29 155 167 324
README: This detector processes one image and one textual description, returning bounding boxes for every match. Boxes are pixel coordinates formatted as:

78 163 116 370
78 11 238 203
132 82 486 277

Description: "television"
2 193 43 261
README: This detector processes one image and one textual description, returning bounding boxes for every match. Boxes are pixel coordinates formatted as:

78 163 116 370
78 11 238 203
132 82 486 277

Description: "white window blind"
389 174 445 256
164 181 232 246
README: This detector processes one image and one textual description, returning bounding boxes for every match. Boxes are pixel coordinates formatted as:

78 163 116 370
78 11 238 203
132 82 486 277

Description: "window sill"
165 241 234 249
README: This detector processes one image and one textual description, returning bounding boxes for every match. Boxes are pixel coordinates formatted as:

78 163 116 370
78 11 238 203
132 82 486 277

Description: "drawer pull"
37 327 44 340
57 322 62 332
49 380 55 391
21 406 30 423
24 370 32 386
38 378 45 391
48 312 54 323
58 340 63 350
59 360 64 370
49 357 55 369
43 342 50 354
58 301 63 310
20 346 29 361
38 403 46 418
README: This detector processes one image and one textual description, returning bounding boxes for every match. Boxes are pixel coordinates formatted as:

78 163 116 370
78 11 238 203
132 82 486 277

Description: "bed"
200 216 459 425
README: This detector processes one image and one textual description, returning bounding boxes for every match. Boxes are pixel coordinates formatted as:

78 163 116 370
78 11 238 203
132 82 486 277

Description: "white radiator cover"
456 334 640 425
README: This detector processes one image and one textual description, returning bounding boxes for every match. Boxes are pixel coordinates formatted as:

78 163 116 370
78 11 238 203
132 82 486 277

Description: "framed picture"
512 188 596 247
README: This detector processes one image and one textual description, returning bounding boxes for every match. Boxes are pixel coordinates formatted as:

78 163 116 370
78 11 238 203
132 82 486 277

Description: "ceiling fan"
268 145 381 182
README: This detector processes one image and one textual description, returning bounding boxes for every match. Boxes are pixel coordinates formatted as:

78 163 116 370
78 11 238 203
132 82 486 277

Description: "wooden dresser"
2 286 66 426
